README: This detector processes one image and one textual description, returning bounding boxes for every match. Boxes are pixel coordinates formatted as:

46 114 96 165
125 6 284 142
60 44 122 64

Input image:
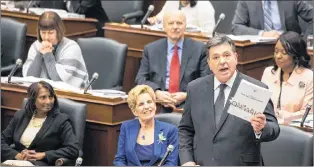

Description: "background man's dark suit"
1 109 79 165
69 0 109 37
135 37 211 93
179 72 280 166
232 1 313 37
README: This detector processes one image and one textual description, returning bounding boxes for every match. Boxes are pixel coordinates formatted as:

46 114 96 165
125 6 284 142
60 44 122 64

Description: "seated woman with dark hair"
1 81 79 166
22 11 89 89
113 85 178 166
261 31 313 121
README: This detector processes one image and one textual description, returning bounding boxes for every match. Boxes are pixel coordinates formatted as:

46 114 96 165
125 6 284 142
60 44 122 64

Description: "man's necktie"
169 45 180 93
263 0 273 31
214 84 227 127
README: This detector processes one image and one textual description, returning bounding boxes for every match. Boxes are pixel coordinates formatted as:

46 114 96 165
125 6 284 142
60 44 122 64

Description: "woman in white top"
148 0 215 35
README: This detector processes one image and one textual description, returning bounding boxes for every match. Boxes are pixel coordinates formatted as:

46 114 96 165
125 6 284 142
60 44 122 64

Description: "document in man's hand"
227 80 272 122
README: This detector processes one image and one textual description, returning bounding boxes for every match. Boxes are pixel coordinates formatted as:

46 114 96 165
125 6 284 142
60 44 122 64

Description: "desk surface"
105 23 261 47
1 82 132 125
1 9 98 38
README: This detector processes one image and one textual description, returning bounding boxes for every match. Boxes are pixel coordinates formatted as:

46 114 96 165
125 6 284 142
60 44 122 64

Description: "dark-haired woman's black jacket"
1 109 79 165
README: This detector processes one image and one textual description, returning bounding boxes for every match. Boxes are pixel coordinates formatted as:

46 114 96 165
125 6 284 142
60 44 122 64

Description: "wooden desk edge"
1 82 127 105
1 10 98 22
104 23 259 47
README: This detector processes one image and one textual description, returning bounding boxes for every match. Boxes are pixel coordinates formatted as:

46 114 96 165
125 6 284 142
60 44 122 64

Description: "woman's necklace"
141 129 146 140
31 115 47 128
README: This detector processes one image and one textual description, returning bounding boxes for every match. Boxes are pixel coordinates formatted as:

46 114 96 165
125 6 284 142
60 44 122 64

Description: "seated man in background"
135 10 211 113
22 11 89 89
232 0 313 38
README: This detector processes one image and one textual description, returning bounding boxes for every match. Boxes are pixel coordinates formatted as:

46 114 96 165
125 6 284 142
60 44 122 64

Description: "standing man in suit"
232 1 313 38
179 36 280 166
135 10 211 113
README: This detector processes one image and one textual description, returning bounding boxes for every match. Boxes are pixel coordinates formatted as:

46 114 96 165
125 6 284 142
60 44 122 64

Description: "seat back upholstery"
22 98 87 150
155 113 182 127
210 0 238 34
303 135 313 166
261 125 313 166
100 1 144 23
77 37 127 90
155 112 182 165
1 18 26 75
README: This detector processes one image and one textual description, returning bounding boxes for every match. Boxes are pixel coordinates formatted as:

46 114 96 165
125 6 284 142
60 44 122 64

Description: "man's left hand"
249 113 266 132
170 92 187 105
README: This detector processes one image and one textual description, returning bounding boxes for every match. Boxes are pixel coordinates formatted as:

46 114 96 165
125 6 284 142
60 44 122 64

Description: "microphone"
212 13 225 37
141 5 154 29
84 72 99 94
26 0 34 14
75 157 83 166
158 145 174 166
8 59 22 83
300 104 312 127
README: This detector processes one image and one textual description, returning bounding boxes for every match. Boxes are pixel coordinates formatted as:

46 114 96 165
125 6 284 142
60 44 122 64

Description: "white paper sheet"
227 79 273 122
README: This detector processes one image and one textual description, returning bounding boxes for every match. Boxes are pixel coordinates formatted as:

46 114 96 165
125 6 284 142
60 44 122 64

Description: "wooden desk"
1 83 132 166
104 23 275 92
293 126 313 133
1 10 98 61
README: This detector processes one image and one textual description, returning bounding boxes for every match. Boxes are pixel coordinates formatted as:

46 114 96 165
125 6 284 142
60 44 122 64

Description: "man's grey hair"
206 35 237 53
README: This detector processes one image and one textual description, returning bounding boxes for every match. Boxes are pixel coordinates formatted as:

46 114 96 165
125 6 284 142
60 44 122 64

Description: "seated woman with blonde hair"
1 81 79 166
113 85 178 166
261 31 313 122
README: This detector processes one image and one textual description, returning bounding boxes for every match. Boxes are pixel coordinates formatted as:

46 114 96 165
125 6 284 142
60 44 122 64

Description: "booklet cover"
227 79 273 122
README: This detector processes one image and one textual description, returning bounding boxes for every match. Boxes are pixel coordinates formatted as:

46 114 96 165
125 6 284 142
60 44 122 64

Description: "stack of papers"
130 24 202 33
1 76 84 94
227 35 277 43
87 89 127 99
289 115 313 128
28 8 85 18
1 77 128 99
2 160 34 166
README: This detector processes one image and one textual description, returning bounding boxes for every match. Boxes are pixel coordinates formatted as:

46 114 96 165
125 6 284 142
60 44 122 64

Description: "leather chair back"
155 112 182 165
77 37 127 90
210 0 238 34
303 135 313 166
261 125 313 166
22 98 87 150
155 113 182 127
1 18 26 76
100 1 144 23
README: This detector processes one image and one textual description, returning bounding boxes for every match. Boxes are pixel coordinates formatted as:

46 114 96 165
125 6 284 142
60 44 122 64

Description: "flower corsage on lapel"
299 81 305 89
157 132 166 144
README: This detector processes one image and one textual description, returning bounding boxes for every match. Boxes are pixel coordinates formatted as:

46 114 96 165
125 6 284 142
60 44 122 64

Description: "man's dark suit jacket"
135 37 211 93
1 109 79 165
70 0 109 36
179 72 280 166
232 1 313 37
